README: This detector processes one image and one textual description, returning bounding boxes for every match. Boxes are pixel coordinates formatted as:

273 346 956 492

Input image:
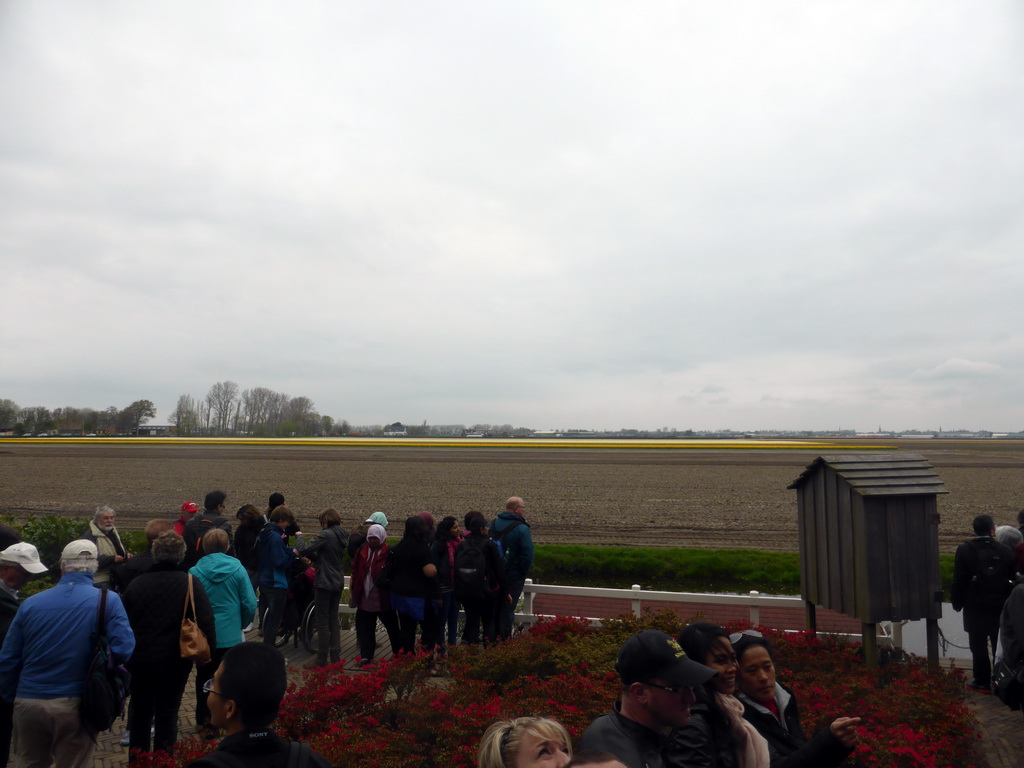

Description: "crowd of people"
0 490 537 767
484 626 860 768
4 498 1023 767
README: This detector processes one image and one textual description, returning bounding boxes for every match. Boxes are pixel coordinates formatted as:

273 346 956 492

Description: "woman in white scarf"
665 622 770 768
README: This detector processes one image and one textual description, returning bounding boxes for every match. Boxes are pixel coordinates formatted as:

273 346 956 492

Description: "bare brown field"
2 439 1024 553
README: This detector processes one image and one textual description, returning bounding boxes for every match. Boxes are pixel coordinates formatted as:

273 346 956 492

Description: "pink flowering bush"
136 613 984 768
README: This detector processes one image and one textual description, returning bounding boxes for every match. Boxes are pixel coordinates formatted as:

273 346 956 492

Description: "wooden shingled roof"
788 453 948 496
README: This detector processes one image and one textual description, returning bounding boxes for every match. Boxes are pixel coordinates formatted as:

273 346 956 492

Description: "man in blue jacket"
0 539 135 768
491 496 535 639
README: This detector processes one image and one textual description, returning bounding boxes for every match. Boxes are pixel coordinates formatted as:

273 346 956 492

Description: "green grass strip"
531 543 956 598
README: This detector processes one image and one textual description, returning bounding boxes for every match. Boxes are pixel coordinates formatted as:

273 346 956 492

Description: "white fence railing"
337 576 894 641
518 578 803 626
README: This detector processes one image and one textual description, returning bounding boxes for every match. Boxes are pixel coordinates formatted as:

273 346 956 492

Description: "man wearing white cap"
0 539 134 768
0 542 47 768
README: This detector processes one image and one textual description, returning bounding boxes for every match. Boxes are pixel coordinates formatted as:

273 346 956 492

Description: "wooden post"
862 622 878 668
805 600 817 634
926 618 939 665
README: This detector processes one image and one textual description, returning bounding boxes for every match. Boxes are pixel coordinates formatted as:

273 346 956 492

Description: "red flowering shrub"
136 613 983 768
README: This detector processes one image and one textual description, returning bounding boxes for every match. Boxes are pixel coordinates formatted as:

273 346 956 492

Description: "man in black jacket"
579 630 714 768
184 490 234 568
189 643 331 768
951 514 1016 692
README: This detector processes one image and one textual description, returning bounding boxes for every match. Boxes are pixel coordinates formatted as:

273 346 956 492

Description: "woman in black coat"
732 631 859 768
122 531 216 755
387 515 440 657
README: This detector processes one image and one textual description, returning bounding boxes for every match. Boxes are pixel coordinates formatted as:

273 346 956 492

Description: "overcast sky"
2 2 1023 432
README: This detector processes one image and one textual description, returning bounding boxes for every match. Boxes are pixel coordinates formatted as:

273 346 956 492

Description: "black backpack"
454 538 490 600
969 539 1014 610
183 514 226 567
80 589 131 738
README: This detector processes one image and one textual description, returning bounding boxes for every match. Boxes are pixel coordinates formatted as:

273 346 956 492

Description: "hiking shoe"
966 680 992 693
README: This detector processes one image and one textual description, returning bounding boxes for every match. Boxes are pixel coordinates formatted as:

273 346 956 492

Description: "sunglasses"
645 681 687 694
729 629 764 643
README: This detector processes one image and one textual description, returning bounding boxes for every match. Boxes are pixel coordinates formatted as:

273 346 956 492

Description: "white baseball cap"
60 539 98 562
0 542 48 574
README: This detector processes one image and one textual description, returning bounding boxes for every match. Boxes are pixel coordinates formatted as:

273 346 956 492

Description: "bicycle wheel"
301 601 318 654
263 607 290 649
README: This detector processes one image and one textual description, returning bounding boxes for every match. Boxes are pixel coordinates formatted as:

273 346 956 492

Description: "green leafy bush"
20 515 87 573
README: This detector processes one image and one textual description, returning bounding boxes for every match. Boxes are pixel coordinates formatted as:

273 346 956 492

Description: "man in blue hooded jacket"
491 496 534 639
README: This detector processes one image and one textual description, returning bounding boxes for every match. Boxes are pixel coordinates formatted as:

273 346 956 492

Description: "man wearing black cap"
579 630 715 768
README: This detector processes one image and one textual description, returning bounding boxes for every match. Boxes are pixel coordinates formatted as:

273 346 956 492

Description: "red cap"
181 501 199 514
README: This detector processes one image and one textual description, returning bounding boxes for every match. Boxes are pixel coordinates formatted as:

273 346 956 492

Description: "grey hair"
93 505 115 523
151 531 186 564
61 556 98 575
996 525 1023 549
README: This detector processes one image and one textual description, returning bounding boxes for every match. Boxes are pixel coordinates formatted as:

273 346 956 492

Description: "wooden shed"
788 453 947 663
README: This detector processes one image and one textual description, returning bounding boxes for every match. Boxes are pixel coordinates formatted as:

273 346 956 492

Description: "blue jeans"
440 591 460 647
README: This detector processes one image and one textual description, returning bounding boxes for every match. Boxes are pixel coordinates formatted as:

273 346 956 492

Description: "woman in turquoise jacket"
190 528 257 735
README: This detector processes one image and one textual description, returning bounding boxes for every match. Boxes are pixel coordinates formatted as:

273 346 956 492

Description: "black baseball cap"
615 630 716 687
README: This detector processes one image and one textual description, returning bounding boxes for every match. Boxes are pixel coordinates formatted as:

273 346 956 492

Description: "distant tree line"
170 381 351 437
0 398 156 435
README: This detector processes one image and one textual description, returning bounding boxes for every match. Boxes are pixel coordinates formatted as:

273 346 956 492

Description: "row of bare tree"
169 382 349 437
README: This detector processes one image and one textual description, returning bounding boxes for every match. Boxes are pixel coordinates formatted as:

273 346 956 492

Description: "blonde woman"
479 717 572 768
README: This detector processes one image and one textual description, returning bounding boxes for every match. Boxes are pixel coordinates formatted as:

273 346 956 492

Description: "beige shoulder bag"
180 573 211 665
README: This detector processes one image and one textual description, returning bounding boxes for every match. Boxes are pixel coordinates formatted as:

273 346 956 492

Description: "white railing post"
891 621 904 650
631 584 642 617
523 578 535 621
749 591 760 625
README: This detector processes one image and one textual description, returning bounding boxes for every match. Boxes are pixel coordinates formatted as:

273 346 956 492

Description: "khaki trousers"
12 697 94 768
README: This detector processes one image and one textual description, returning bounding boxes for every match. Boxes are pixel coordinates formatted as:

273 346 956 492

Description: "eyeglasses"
645 681 686 694
729 629 764 643
202 679 226 698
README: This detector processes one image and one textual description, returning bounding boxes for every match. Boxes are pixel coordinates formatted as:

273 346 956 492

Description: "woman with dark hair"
457 515 509 645
730 631 858 767
388 515 441 658
295 508 349 667
431 515 462 650
665 622 769 768
122 532 216 755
